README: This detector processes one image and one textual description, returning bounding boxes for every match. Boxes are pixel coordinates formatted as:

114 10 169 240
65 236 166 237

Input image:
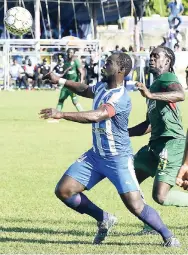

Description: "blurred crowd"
1 43 187 91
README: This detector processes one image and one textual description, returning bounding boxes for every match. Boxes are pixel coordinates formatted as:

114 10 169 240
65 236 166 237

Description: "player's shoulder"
107 86 130 104
157 72 180 83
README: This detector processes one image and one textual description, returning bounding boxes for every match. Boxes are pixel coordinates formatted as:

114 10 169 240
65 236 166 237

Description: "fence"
0 38 101 90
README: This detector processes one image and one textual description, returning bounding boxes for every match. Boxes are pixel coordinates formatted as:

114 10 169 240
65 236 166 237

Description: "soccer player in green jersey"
128 46 188 233
56 48 84 112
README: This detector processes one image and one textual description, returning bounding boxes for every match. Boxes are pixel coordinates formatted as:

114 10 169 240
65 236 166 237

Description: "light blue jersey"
91 82 132 157
64 82 139 194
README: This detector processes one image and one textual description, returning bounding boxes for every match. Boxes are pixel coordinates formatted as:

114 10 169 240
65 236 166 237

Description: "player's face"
149 48 169 74
67 50 74 59
101 55 119 82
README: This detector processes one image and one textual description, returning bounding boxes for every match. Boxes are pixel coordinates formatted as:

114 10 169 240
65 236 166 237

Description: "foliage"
145 0 188 17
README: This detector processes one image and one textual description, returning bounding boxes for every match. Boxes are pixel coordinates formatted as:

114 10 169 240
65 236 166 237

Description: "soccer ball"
4 7 33 36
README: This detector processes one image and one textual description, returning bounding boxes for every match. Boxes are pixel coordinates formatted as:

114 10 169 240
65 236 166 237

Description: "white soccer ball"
4 7 33 36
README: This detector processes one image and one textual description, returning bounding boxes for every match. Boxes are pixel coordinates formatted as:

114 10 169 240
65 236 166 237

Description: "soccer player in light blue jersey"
40 53 180 247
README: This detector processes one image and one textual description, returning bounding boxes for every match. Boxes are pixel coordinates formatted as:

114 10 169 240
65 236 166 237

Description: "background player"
128 46 188 234
56 48 84 112
40 53 180 247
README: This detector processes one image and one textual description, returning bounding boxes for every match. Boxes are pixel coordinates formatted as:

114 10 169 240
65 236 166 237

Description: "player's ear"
165 58 170 66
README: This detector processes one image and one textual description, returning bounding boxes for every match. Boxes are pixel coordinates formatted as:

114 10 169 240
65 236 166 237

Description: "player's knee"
152 192 165 205
55 183 74 201
127 200 144 216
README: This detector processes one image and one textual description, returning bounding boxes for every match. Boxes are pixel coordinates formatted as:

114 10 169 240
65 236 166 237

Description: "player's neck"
153 69 170 79
107 78 124 89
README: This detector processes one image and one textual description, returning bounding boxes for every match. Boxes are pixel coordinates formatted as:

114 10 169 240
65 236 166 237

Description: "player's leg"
55 149 112 223
134 145 161 234
56 87 69 111
106 156 180 247
70 91 83 112
134 145 157 183
120 191 180 247
152 138 188 207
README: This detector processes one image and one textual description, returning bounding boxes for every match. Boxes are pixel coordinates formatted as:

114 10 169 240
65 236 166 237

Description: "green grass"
0 90 188 254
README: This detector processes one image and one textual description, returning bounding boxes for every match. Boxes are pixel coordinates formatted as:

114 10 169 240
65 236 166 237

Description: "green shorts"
59 87 77 102
134 137 185 186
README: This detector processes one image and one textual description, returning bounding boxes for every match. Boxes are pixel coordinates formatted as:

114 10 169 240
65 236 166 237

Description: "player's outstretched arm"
43 72 94 99
136 82 185 103
128 119 151 137
40 104 112 124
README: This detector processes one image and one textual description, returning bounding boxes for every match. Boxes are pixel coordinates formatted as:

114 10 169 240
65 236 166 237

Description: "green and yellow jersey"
147 72 185 141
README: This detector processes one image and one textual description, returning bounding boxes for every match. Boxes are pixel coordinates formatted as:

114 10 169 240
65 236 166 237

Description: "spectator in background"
9 58 24 88
113 45 122 54
121 47 127 53
22 59 37 89
128 45 134 52
53 57 65 76
36 58 51 89
167 0 184 29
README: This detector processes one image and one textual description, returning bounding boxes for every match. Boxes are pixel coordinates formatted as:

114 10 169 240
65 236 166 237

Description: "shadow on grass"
0 226 140 238
0 237 90 245
0 217 141 228
0 237 160 246
0 226 92 236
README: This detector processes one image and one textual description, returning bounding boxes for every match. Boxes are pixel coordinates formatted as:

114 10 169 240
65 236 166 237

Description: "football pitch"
0 90 188 254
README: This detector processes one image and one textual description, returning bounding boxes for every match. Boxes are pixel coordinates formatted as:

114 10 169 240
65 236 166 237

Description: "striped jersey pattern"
91 82 132 157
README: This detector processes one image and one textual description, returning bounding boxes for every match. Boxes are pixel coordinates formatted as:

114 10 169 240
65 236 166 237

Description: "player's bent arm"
57 104 113 123
59 78 94 99
128 120 151 137
149 83 185 103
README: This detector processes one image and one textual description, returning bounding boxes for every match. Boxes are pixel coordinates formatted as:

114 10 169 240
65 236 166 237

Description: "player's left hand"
136 82 152 99
39 108 63 119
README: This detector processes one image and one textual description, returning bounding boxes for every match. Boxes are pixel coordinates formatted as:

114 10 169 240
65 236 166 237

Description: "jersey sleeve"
74 59 81 69
106 90 128 114
159 73 181 89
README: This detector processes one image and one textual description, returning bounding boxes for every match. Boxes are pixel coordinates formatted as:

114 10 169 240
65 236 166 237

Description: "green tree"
145 0 188 17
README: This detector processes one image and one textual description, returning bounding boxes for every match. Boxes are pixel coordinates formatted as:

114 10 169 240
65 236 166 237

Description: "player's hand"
39 108 63 119
42 72 61 84
136 82 152 99
176 164 188 190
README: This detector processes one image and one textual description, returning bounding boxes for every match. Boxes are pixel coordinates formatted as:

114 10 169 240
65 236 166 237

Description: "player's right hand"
176 164 188 190
42 72 62 84
39 108 62 119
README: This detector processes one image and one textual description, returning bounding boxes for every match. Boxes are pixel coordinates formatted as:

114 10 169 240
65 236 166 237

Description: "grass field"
0 90 188 254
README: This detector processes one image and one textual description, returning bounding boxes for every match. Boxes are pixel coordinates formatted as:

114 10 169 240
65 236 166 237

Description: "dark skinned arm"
149 83 185 103
136 82 185 103
43 72 94 99
40 104 110 123
128 119 151 137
